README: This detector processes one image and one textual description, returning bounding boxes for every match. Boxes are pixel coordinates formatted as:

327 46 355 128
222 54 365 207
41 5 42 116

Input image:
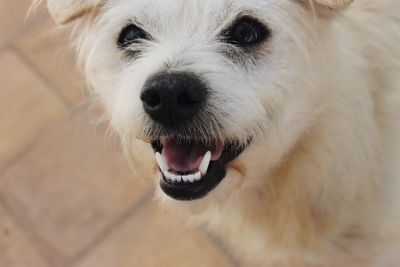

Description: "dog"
37 0 400 265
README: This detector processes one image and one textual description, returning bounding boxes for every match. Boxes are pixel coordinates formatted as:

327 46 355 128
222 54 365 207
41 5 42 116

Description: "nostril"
177 91 199 108
147 94 161 108
141 90 161 109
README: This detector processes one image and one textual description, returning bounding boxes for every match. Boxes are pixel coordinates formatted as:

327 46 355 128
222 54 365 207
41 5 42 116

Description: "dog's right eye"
224 16 270 47
118 24 148 48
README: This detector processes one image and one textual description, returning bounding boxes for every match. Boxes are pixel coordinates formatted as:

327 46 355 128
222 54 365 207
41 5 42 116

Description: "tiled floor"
0 2 237 267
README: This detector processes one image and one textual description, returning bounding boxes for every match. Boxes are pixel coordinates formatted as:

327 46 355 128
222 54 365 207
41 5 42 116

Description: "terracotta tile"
0 111 153 258
16 13 85 106
73 202 232 267
0 0 31 47
0 50 67 170
0 202 49 267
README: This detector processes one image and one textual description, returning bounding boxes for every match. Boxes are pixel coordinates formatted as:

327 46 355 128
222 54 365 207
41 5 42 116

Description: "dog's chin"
150 138 250 202
155 161 248 213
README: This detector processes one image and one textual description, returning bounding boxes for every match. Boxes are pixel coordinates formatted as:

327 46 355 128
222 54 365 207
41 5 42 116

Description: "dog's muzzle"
141 72 250 201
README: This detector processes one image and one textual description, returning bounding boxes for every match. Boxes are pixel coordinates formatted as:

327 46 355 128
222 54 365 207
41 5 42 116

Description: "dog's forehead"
107 0 287 26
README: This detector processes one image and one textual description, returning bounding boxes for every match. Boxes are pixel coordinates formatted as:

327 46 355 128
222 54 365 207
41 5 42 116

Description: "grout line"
1 7 50 58
0 23 40 52
0 103 130 267
0 100 101 177
9 45 73 109
0 191 67 266
0 45 9 54
0 43 15 54
17 6 52 45
204 230 243 267
0 104 89 177
63 191 154 267
0 133 45 176
0 99 104 177
0 110 73 177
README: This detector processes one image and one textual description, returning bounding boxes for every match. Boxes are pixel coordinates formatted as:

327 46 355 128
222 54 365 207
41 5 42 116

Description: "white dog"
38 0 400 266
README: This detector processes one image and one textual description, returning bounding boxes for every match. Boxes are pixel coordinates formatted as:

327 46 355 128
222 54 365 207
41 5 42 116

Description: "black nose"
141 72 208 127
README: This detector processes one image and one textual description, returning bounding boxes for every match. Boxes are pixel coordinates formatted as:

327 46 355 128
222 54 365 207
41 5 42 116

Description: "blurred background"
0 1 240 266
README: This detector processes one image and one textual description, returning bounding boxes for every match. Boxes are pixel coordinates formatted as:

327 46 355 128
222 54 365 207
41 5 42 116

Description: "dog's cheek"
122 138 157 180
76 25 125 109
76 29 143 137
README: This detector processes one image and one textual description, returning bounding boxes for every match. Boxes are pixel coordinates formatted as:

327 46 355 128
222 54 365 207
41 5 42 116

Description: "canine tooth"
199 151 211 176
194 172 202 181
156 152 168 172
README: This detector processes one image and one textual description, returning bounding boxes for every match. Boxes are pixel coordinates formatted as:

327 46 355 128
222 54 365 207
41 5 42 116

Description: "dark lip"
151 139 250 201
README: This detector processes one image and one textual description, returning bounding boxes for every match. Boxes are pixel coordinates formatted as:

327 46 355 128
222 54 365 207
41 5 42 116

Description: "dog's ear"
313 0 353 9
46 0 105 24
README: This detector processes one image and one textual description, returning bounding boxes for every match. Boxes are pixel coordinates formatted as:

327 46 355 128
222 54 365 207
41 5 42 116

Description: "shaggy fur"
38 0 400 265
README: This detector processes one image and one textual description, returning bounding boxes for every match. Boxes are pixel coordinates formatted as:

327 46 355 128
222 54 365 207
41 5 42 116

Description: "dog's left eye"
118 24 148 48
225 16 270 47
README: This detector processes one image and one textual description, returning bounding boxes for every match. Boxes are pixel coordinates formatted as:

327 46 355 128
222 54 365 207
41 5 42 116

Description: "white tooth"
171 174 178 182
194 171 202 181
165 171 174 181
176 175 182 183
173 174 181 182
182 175 188 182
187 175 195 183
199 151 212 176
156 152 169 172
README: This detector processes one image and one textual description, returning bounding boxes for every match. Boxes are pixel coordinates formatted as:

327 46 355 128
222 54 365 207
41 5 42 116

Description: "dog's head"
45 0 352 209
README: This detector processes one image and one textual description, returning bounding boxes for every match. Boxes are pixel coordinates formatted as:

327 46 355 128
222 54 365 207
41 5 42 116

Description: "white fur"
40 0 400 265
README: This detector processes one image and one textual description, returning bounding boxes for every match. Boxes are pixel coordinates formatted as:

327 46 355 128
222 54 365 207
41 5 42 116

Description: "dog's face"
46 0 352 208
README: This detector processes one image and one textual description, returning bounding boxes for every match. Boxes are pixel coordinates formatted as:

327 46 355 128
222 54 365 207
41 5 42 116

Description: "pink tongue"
162 141 223 172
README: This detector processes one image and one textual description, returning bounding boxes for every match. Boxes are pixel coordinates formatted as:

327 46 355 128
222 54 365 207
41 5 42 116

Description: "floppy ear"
313 0 353 9
47 0 105 24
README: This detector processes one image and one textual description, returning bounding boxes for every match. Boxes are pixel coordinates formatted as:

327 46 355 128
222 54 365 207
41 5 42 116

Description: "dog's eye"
118 24 147 48
225 16 270 46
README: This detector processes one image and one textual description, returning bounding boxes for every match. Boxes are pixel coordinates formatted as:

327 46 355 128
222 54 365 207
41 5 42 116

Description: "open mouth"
151 139 249 201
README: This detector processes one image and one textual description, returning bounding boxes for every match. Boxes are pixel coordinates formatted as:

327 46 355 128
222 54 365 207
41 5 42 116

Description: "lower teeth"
163 171 202 184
